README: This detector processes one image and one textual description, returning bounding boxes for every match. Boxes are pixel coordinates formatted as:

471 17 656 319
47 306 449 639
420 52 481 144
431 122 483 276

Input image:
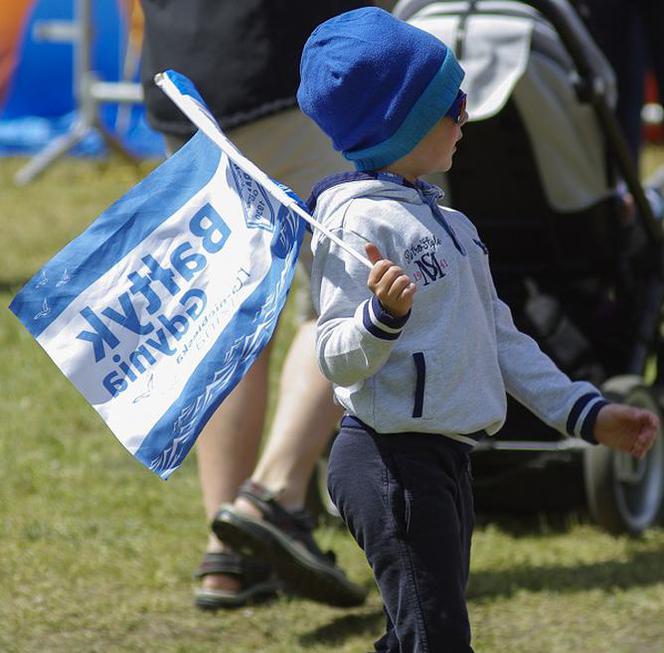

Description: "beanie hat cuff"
343 51 465 171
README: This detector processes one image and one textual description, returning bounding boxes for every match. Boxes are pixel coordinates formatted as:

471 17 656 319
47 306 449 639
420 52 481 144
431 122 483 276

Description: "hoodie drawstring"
420 186 466 256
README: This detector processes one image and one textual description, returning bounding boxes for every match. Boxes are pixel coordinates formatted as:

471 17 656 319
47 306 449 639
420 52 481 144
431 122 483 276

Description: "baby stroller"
390 0 664 534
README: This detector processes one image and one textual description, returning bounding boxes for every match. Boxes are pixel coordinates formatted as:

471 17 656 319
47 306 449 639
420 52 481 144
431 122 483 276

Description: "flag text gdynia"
75 203 231 398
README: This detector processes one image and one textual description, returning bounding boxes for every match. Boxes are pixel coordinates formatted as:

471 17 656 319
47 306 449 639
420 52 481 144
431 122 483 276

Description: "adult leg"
212 323 367 606
233 107 351 512
209 107 367 605
242 320 341 510
196 308 344 605
162 132 273 599
164 126 277 604
202 107 364 605
194 348 290 610
196 345 270 594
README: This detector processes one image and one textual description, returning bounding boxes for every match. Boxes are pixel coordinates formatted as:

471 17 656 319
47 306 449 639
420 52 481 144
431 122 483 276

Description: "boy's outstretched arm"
488 280 659 455
593 404 659 459
365 243 416 318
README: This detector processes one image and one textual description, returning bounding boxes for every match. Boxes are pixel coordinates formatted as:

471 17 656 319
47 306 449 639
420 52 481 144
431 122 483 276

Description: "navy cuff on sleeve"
373 296 410 328
566 392 601 436
362 296 410 340
580 399 611 444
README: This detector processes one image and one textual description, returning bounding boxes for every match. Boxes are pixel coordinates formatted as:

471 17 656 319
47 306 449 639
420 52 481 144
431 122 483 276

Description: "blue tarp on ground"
0 0 163 158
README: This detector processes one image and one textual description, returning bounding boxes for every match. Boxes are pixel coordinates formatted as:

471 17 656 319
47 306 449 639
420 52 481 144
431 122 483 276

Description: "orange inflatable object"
0 0 34 106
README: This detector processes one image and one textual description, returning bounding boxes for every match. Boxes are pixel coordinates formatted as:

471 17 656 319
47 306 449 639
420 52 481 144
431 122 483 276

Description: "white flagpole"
155 72 373 271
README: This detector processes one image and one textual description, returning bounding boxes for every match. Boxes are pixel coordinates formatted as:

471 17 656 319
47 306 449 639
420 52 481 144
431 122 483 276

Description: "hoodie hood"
308 171 447 257
309 170 445 216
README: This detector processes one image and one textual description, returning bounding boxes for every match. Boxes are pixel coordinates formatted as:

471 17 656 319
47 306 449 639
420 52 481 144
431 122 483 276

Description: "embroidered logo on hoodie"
404 235 449 286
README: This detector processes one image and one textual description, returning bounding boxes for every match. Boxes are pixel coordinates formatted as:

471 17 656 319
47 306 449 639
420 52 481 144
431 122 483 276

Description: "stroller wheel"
584 378 664 535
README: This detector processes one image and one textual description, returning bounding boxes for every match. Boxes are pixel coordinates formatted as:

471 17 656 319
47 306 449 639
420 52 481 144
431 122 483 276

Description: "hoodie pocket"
373 351 431 431
412 352 426 418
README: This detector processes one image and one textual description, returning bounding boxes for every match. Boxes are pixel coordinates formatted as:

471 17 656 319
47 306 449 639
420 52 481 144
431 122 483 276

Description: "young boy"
297 7 660 652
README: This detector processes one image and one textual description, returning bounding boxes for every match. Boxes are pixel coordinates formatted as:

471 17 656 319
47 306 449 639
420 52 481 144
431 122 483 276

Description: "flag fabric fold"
10 74 306 479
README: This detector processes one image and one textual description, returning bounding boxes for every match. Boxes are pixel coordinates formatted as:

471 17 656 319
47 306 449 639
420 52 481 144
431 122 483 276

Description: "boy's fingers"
385 274 412 300
647 411 660 431
381 265 407 288
633 434 652 458
389 277 416 307
365 243 384 265
399 282 417 301
626 409 658 458
367 259 394 288
364 244 415 311
370 264 403 291
635 409 658 436
638 415 658 448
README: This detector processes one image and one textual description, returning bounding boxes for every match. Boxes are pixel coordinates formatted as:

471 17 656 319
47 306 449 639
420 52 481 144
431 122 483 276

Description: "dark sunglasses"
445 90 467 124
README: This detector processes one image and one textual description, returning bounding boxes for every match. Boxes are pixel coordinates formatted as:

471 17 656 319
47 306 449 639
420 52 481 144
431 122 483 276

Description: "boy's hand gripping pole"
155 71 373 271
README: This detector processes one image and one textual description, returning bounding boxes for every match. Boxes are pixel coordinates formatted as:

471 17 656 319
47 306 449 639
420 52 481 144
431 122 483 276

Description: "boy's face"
414 105 469 175
382 102 468 182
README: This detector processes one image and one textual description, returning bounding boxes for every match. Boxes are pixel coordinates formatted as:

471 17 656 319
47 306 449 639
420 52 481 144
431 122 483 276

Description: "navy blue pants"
328 420 475 653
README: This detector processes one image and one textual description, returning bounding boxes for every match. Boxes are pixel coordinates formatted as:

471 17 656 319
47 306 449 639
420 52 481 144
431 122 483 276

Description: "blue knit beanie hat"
297 7 465 171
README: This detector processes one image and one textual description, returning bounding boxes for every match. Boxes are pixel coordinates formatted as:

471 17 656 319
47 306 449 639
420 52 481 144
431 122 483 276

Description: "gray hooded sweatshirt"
309 172 607 447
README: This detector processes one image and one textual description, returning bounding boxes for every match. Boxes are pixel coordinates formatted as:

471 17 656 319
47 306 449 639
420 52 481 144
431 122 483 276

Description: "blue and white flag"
9 71 312 479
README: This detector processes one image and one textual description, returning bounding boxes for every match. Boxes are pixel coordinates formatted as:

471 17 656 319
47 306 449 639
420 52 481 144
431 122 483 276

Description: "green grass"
2 152 664 652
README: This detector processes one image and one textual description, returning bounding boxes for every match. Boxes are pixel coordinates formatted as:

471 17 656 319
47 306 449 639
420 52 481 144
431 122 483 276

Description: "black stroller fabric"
394 0 656 439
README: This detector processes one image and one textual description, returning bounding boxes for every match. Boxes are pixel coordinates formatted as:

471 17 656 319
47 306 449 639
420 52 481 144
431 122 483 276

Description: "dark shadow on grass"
0 278 28 294
299 609 384 647
474 509 590 537
469 548 664 601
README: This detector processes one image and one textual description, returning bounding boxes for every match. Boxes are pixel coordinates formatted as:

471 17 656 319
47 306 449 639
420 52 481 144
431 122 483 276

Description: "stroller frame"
392 0 664 533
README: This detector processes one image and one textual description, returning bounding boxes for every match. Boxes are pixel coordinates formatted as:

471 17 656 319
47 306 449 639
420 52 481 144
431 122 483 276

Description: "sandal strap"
237 480 336 565
194 551 244 579
238 480 311 533
194 551 274 586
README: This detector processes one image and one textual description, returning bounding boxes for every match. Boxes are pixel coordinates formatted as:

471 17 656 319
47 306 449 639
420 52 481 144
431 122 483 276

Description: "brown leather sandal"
193 550 280 609
212 481 367 607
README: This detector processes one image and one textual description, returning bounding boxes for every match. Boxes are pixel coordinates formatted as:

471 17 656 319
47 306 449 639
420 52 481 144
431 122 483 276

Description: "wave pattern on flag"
9 90 306 479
